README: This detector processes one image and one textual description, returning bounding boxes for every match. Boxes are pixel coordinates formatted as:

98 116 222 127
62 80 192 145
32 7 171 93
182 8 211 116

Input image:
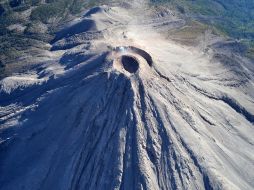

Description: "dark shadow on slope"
51 19 96 44
84 7 103 17
221 96 254 124
0 52 109 107
60 52 95 70
50 31 102 51
0 66 138 190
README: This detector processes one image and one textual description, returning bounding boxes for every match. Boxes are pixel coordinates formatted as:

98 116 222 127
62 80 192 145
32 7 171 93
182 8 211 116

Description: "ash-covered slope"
1 1 254 190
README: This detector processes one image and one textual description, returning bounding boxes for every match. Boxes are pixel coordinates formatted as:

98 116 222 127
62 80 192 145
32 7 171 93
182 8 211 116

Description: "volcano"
0 1 254 190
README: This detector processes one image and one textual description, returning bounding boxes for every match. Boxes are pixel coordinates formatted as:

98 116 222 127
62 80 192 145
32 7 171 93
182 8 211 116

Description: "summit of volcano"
0 1 254 190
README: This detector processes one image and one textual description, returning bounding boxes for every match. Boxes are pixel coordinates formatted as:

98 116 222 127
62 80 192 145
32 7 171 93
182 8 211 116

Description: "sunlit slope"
0 2 254 190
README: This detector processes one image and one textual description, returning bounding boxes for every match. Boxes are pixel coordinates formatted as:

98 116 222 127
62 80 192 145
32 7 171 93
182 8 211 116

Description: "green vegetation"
151 0 254 59
0 0 108 78
167 20 208 45
151 0 254 39
30 3 65 23
244 40 254 59
0 0 118 78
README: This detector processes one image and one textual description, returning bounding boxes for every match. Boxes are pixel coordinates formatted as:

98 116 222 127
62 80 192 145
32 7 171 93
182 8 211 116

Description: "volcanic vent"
112 46 153 75
121 55 139 73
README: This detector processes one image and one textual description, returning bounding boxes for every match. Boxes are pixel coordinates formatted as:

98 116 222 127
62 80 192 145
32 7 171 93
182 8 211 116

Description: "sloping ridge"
0 53 211 190
51 19 97 44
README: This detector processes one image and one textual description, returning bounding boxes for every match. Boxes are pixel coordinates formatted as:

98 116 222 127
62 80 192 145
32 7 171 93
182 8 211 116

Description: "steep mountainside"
0 1 254 190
